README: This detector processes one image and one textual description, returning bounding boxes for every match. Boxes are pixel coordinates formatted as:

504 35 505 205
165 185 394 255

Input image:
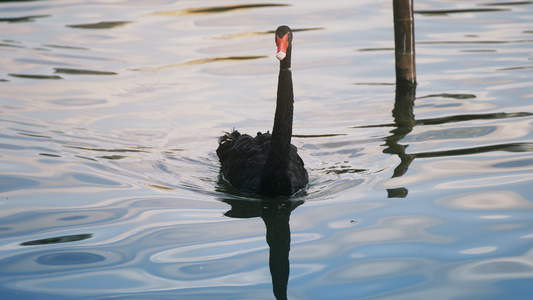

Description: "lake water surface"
1 0 533 299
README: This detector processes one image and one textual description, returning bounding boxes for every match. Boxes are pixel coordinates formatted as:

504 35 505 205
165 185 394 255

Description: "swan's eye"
276 33 290 61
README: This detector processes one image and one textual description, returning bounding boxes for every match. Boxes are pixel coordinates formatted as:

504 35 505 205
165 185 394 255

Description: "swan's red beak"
276 33 289 61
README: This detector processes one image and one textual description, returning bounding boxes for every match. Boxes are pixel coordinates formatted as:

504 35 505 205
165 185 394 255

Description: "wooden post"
393 0 416 86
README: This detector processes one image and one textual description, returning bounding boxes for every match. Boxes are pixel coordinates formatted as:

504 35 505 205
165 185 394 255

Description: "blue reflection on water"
0 0 532 299
37 252 105 265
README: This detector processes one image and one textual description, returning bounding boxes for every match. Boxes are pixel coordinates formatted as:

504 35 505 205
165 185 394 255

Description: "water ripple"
0 15 49 23
1 0 533 298
152 4 290 16
451 249 533 281
53 68 117 75
21 233 93 246
437 191 533 210
66 21 133 29
415 8 509 16
7 73 63 80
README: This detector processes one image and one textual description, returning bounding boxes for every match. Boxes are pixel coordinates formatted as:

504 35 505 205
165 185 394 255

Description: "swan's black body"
217 26 308 196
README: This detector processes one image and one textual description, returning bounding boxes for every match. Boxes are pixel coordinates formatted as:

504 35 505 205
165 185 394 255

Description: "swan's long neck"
270 67 294 158
260 46 294 196
272 44 293 153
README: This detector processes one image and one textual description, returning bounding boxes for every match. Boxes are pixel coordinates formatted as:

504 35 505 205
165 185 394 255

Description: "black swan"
217 25 308 197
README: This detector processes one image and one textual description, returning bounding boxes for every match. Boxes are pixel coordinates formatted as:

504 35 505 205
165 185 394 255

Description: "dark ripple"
19 132 51 139
497 65 533 71
481 1 533 6
53 68 117 75
213 27 323 40
5 209 121 229
416 112 533 126
98 155 128 160
413 142 533 158
21 233 93 246
417 39 533 45
8 73 63 80
153 3 290 16
352 112 533 129
75 155 98 162
0 42 25 49
132 55 268 71
43 44 89 50
64 145 151 153
415 8 508 16
417 93 477 100
39 153 61 157
358 47 395 52
0 14 49 23
66 21 133 29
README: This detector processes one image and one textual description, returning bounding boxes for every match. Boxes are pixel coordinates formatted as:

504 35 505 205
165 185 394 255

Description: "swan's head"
275 25 292 61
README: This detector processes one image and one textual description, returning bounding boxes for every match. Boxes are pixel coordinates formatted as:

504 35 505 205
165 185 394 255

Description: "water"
1 0 532 299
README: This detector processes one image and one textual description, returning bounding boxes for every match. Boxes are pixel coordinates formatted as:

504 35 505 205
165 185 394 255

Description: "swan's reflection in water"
215 85 415 299
222 198 303 300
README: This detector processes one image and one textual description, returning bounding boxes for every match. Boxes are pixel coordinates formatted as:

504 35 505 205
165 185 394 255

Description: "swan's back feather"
216 130 307 195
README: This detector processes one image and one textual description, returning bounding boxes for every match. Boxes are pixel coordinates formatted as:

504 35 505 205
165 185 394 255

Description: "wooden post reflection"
384 84 416 176
386 0 417 197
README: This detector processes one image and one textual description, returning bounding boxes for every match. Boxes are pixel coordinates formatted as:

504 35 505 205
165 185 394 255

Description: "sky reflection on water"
1 0 533 299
